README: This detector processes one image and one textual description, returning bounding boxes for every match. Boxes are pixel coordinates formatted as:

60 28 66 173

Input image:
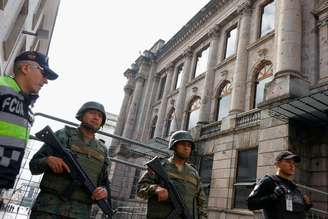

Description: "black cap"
15 51 58 80
275 151 301 163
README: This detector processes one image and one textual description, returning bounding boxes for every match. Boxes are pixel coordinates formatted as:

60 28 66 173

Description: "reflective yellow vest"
0 76 33 188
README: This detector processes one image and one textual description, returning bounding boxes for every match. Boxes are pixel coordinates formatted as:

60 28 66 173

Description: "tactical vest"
147 159 200 219
0 76 33 189
39 127 107 204
268 175 307 219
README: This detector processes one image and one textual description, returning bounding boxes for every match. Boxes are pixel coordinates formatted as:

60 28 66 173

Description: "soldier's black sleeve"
247 176 276 210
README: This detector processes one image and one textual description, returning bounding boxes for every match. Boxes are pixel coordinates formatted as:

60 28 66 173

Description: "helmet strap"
80 122 99 133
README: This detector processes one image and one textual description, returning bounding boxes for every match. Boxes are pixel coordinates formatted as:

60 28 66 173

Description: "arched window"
253 63 273 108
149 116 157 139
164 108 175 137
216 82 232 121
186 97 201 130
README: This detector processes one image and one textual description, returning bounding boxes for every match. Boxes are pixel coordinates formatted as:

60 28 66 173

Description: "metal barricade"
0 113 169 219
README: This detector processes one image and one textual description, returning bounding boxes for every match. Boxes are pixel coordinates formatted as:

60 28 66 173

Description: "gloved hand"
272 185 287 200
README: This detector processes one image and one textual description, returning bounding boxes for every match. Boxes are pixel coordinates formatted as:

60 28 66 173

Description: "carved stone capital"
139 55 151 67
183 47 193 58
136 74 146 83
143 50 155 61
153 72 161 82
208 24 221 39
124 68 137 79
237 0 252 15
166 62 175 72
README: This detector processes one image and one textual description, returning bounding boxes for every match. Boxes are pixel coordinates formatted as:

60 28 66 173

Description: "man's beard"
81 122 100 133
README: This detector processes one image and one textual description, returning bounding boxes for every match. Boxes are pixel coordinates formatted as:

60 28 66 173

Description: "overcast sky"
31 0 209 133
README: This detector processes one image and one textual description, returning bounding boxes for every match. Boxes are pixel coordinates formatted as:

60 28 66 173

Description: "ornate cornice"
237 0 253 15
156 0 228 60
136 55 151 67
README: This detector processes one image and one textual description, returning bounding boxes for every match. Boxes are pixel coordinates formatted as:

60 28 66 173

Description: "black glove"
272 185 287 200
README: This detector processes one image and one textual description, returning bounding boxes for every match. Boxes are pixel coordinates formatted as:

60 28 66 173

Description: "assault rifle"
146 156 193 219
35 126 115 218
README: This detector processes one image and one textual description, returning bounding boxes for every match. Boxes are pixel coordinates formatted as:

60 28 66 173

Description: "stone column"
140 73 161 141
110 68 136 154
122 57 150 139
133 52 156 140
229 1 252 114
154 63 174 137
198 25 221 124
266 0 309 100
171 48 193 131
318 5 328 82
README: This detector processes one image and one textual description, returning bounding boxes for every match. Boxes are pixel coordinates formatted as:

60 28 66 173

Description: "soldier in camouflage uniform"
137 130 208 219
29 101 111 219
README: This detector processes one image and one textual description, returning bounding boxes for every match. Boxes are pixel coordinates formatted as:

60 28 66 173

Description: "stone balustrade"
236 109 261 128
200 121 222 136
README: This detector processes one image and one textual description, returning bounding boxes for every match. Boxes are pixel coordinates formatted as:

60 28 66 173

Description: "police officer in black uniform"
247 151 312 219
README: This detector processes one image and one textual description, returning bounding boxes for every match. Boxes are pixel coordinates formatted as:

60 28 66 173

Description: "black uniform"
247 175 311 219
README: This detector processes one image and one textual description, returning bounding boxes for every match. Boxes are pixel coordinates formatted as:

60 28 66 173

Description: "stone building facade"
111 0 328 218
0 0 60 75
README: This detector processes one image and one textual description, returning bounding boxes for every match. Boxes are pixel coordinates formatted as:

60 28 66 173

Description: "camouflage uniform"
137 156 208 219
29 126 110 219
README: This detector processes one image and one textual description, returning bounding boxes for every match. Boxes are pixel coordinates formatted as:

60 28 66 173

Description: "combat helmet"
168 130 195 150
75 101 106 126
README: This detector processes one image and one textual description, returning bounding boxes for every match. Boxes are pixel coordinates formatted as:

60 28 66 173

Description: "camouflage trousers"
29 210 75 219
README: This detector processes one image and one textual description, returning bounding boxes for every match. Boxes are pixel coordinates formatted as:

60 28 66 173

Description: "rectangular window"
3 0 28 60
193 46 209 78
199 154 214 197
259 0 275 37
0 0 8 10
157 75 167 100
32 0 47 29
224 26 237 59
234 148 258 208
174 64 184 89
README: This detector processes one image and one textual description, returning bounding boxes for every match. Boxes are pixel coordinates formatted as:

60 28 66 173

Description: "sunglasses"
28 63 45 75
